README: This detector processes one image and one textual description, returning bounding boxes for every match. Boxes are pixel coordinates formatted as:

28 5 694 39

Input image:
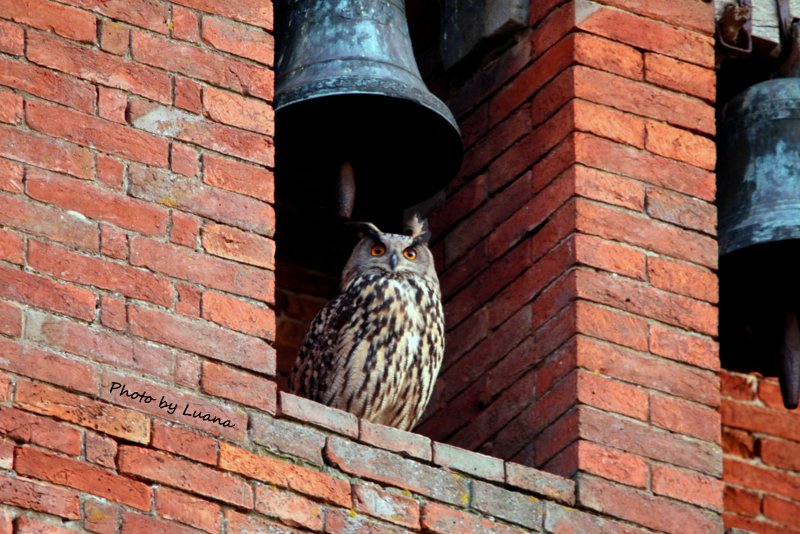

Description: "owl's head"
341 214 438 287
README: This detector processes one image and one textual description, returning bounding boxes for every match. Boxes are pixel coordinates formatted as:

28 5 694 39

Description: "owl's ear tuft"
404 213 431 243
347 221 383 241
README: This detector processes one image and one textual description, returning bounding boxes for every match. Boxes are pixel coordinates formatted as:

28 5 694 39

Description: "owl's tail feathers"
404 213 431 243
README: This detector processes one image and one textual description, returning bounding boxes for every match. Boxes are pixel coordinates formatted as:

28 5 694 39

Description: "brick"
757 378 794 410
28 32 170 104
226 509 304 534
722 428 755 459
0 157 23 193
129 99 274 167
86 431 117 468
171 143 198 177
156 487 222 534
84 497 120 534
0 89 21 125
202 17 273 66
421 503 529 534
761 437 800 471
763 495 800 527
645 53 715 102
129 165 274 236
16 379 149 443
576 301 648 352
27 100 169 167
651 464 723 511
0 300 20 336
152 420 217 465
121 512 205 534
574 165 645 211
651 258 718 307
280 392 358 437
251 412 327 465
172 5 200 42
574 234 645 280
325 437 467 506
255 485 324 531
574 99 644 148
324 508 411 534
720 371 758 401
202 361 277 413
591 0 715 34
543 501 653 534
472 480 543 529
27 309 175 379
0 406 81 455
98 87 127 123
0 473 80 519
100 20 129 55
175 354 201 388
100 224 127 259
16 446 151 510
15 516 77 534
1 194 97 253
0 19 23 55
202 291 275 340
577 199 716 270
175 77 203 113
722 401 800 441
0 262 98 320
0 373 9 402
645 121 715 170
100 370 246 441
120 445 252 508
354 483 420 529
4 58 95 116
57 0 168 33
578 474 722 534
649 324 718 371
723 515 789 534
433 442 504 482
96 155 124 189
0 125 93 180
203 153 274 202
202 223 275 269
724 486 760 517
578 7 714 67
130 237 274 303
202 87 273 137
647 188 717 237
505 461 575 504
176 283 202 317
29 240 173 306
133 32 273 100
578 369 649 420
128 304 274 374
0 437 10 469
8 334 66 379
574 440 649 488
0 228 22 266
574 67 714 135
171 211 200 247
573 32 643 80
172 0 272 30
0 0 96 43
219 442 350 506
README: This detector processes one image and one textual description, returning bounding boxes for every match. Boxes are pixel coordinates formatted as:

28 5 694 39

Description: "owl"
289 215 444 431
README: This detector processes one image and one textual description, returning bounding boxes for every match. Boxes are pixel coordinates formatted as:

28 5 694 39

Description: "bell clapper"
337 160 356 220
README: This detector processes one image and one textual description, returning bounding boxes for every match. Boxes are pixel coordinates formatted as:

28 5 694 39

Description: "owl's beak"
389 253 399 270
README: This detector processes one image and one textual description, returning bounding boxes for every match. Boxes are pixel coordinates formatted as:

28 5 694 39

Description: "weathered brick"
574 99 645 148
25 309 174 379
16 446 151 510
15 516 77 534
225 509 303 534
84 497 120 534
202 361 277 413
645 121 715 170
172 0 272 29
202 18 273 65
0 300 21 336
573 165 645 211
650 324 718 371
175 354 201 389
28 32 170 104
58 0 168 33
724 485 761 517
133 32 273 100
359 419 432 462
0 406 81 455
0 338 99 394
219 442 351 506
648 257 718 306
0 473 80 519
0 19 23 55
762 495 800 527
100 370 246 441
0 124 94 179
0 157 23 193
249 410 325 466
422 503 529 534
152 419 218 465
651 464 724 511
202 223 275 269
354 483 420 529
128 304 274 375
0 89 22 125
121 511 206 534
176 283 202 318
169 144 198 179
203 153 274 202
98 87 127 123
720 371 758 401
175 77 203 113
0 0 96 43
171 211 200 247
543 501 653 534
0 437 9 470
722 400 800 441
573 32 643 80
29 240 173 306
202 291 275 340
725 457 800 504
572 440 649 488
472 480 544 529
578 369 649 420
100 20 129 55
646 187 716 237
129 165 274 236
255 485 324 531
325 437 468 506
0 228 22 265
86 431 117 469
722 427 755 459
762 436 800 472
15 380 150 443
26 100 169 167
590 0 715 34
96 155 124 189
280 392 358 437
433 442 504 483
0 372 10 402
119 445 252 508
0 193 96 252
325 508 411 534
156 487 222 534
645 53 715 102
99 224 127 259
172 5 200 42
575 300 648 352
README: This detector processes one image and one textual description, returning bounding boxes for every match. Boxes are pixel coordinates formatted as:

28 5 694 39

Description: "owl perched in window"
289 215 444 431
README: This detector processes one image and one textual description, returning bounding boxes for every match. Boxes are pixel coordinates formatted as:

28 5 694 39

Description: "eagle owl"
289 216 444 431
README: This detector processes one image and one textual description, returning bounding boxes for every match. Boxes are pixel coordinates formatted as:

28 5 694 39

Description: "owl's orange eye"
403 247 417 260
371 245 386 257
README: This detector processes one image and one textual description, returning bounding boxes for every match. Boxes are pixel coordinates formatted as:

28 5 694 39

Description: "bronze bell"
718 22 800 408
274 0 463 225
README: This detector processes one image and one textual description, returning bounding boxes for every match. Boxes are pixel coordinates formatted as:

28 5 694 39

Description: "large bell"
275 0 462 226
718 22 800 409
